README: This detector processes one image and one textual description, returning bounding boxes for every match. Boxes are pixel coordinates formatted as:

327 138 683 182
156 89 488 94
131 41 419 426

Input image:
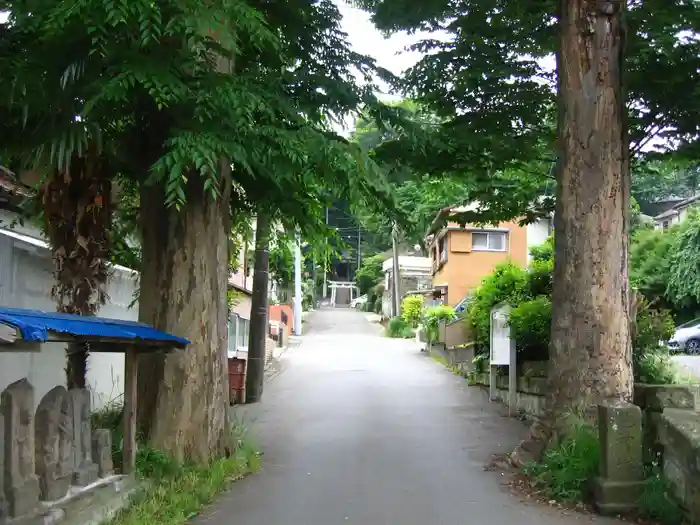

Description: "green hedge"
465 236 677 381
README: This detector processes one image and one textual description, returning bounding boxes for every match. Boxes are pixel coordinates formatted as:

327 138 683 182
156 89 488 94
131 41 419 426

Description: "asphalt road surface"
200 308 622 525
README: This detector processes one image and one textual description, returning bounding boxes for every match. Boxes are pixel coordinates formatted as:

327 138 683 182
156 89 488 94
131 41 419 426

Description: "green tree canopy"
354 0 700 224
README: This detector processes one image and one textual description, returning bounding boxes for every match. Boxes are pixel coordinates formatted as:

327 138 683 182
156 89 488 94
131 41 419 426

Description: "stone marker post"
2 379 39 518
69 389 98 486
592 401 645 515
91 429 114 478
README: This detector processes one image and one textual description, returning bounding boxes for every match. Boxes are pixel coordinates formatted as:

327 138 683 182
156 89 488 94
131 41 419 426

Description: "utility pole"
311 253 317 308
357 224 361 276
293 233 303 335
322 207 328 300
391 221 401 317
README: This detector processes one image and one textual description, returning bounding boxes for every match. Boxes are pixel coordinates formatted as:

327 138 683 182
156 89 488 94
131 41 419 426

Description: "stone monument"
592 401 645 515
2 379 39 517
35 386 73 501
69 389 98 486
91 429 113 478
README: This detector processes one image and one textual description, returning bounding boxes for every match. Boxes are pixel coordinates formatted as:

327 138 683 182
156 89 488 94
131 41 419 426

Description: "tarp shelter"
0 307 189 473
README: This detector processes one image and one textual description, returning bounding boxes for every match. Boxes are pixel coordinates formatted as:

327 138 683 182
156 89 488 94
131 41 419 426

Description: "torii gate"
328 280 358 307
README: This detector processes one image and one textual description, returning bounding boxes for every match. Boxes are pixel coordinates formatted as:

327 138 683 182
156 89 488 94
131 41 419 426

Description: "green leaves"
668 210 700 309
355 254 385 295
1 0 398 250
355 0 700 228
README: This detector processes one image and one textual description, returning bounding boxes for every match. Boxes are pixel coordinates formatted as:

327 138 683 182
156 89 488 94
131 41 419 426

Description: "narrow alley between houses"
199 308 621 525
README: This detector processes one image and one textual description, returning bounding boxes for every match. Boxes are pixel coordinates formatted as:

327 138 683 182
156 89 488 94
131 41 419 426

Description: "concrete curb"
263 336 302 384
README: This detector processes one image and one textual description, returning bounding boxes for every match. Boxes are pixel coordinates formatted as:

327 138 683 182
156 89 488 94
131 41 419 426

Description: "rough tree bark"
245 211 271 404
511 0 631 465
136 165 232 463
39 149 111 389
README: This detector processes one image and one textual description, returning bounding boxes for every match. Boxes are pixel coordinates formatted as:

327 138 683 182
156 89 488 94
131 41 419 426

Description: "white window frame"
471 231 508 252
438 236 448 263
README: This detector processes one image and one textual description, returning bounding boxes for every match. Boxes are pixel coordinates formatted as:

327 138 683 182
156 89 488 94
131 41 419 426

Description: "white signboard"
490 304 513 365
489 302 517 415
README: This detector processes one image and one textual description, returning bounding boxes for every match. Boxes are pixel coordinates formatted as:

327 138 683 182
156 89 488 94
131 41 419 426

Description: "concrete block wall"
470 361 548 419
265 337 276 365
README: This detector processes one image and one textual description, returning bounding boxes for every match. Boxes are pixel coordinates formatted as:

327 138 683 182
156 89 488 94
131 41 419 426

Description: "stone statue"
2 379 39 517
35 386 72 501
69 389 98 486
58 403 72 478
80 392 92 465
91 430 113 477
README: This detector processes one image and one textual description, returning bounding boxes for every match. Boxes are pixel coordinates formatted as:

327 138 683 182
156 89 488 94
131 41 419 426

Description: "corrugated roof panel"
0 307 189 348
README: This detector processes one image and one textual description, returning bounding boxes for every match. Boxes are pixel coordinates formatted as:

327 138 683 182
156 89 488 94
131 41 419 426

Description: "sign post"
489 303 517 416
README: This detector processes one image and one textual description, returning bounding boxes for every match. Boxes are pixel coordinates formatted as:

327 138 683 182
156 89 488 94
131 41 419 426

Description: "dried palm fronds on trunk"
38 149 112 389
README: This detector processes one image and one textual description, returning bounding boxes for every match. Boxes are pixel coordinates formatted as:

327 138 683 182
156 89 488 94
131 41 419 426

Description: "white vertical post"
293 233 302 335
357 225 361 275
489 365 497 402
391 222 401 317
489 307 498 402
322 269 327 300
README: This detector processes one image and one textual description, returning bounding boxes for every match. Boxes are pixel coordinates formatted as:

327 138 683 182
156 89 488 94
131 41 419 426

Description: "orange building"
425 205 551 307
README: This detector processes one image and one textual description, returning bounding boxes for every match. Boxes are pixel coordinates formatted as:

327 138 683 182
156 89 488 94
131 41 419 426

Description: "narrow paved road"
201 309 620 525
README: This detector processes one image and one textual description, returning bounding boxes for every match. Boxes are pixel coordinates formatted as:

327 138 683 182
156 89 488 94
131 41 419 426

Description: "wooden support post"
122 346 138 474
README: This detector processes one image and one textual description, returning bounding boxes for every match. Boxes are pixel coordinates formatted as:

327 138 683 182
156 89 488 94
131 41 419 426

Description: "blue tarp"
0 307 189 348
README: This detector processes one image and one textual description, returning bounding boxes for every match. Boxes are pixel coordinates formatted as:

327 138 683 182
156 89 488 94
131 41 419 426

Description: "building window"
438 236 448 264
472 231 507 252
227 314 251 352
662 220 670 231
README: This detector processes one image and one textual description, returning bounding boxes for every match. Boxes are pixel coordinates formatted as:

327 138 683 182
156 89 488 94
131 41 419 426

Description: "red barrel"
227 357 247 405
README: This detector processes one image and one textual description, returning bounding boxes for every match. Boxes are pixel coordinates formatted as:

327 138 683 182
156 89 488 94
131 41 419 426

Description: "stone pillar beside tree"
592 402 645 515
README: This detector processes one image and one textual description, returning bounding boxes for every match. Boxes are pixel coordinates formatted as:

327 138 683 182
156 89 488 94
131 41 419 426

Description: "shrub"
472 351 488 373
634 299 675 352
524 419 599 502
529 236 553 263
630 228 676 307
633 298 678 384
635 348 679 384
466 262 527 347
424 305 456 341
508 296 551 358
355 254 385 295
374 298 382 314
401 295 424 328
526 258 554 297
638 465 684 525
668 209 700 309
386 316 413 338
91 401 127 471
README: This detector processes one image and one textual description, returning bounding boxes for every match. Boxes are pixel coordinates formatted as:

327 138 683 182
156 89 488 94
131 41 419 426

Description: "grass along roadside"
106 423 261 525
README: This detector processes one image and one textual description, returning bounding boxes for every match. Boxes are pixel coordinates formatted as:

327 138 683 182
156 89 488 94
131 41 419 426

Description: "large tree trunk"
136 166 232 463
512 0 631 465
246 211 271 404
39 149 111 389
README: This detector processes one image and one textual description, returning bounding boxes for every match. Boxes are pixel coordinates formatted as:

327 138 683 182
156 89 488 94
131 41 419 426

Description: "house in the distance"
653 194 700 231
425 203 551 307
227 220 254 355
380 255 432 318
